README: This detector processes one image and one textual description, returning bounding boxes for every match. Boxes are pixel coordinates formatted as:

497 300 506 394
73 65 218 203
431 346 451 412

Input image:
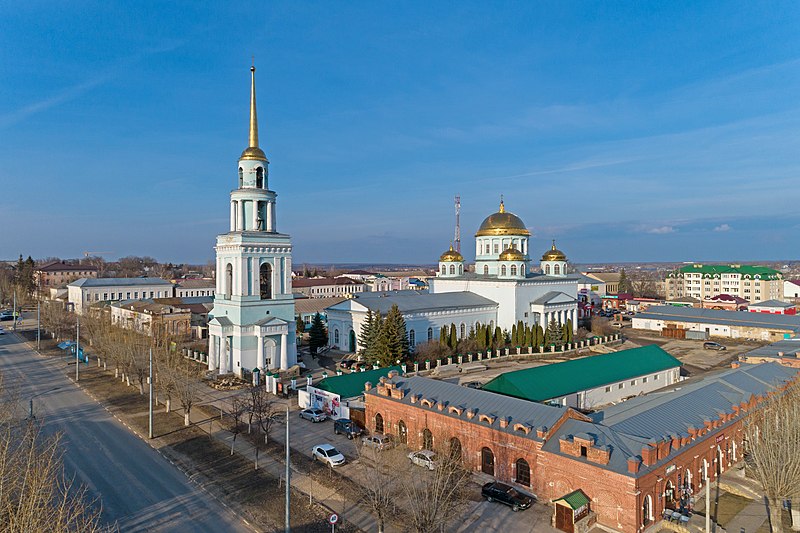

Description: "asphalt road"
0 330 251 533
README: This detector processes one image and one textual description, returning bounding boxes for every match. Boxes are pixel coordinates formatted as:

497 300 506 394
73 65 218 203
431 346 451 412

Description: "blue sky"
1 2 799 264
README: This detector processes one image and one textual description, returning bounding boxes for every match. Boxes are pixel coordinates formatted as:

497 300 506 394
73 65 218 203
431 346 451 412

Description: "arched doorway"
449 437 462 461
375 413 384 434
225 263 233 297
642 494 653 526
398 420 407 444
259 263 272 299
422 428 433 450
665 480 675 506
481 447 495 476
349 330 356 352
515 458 530 486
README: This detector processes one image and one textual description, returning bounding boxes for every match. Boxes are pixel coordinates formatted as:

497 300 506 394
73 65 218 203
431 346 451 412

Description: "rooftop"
330 290 498 315
293 277 364 288
316 366 402 399
69 277 174 288
750 299 795 308
37 261 98 273
743 338 800 359
481 345 681 402
295 296 347 315
173 278 215 289
635 305 800 332
674 264 782 279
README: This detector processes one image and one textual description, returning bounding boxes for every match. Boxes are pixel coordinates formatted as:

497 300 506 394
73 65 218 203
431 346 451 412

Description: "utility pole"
75 314 80 382
12 290 16 332
705 477 710 533
285 404 290 533
148 347 153 439
37 298 41 351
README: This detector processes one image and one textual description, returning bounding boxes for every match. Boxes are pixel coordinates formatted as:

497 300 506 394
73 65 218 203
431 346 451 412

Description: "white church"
207 66 297 375
326 200 580 352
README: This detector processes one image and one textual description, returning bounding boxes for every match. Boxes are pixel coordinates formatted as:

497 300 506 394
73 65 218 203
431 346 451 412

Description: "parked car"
408 449 437 470
611 322 624 328
362 434 395 450
481 481 533 512
703 341 726 351
0 312 15 322
333 418 363 439
311 444 346 467
299 408 328 422
0 326 5 335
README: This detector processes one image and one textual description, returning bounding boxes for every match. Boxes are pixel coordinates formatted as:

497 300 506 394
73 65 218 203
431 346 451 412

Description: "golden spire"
499 195 505 214
240 64 268 161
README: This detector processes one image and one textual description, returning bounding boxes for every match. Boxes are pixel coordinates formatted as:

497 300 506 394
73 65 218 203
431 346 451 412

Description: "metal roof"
339 291 498 315
481 345 681 402
316 366 403 399
69 277 173 288
749 299 794 308
635 305 800 331
744 339 800 358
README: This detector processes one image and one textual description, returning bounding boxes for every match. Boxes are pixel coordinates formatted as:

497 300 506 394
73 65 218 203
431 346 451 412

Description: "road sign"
329 513 338 524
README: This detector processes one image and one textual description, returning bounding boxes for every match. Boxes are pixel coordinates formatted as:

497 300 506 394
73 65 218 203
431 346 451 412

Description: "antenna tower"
454 195 461 253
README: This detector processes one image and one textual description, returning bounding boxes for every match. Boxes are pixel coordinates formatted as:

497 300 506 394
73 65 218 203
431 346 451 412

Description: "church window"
238 168 243 188
511 265 517 276
334 329 340 345
545 265 551 275
494 244 499 254
409 329 415 346
256 167 264 189
460 323 466 339
501 265 507 276
485 244 490 254
483 265 489 275
459 264 463 275
554 264 561 275
449 264 455 275
427 327 433 341
440 264 445 274
260 263 272 299
225 263 233 297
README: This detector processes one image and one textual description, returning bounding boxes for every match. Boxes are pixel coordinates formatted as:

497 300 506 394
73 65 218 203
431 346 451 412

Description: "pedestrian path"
725 500 767 533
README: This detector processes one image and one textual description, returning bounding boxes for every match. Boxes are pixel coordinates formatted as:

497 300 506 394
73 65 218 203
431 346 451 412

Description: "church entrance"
349 330 356 352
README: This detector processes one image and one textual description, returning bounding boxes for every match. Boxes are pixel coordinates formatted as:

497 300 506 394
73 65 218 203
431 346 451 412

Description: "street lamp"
28 387 61 419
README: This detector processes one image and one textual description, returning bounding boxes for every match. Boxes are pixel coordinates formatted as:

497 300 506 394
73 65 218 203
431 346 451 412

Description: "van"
333 418 363 439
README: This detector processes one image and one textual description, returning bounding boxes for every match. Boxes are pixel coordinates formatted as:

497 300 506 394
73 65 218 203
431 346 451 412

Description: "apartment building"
665 264 782 303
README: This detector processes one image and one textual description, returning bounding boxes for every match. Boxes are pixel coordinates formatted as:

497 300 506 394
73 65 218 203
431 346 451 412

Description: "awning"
553 489 590 510
57 341 75 350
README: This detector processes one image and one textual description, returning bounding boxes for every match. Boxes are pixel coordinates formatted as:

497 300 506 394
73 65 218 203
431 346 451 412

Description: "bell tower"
208 65 297 376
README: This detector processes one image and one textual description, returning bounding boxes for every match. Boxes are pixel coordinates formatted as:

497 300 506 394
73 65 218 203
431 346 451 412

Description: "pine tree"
468 324 476 340
439 326 448 347
476 324 486 350
511 324 517 346
618 268 632 294
546 318 564 347
494 326 503 349
535 325 545 346
523 325 532 346
449 323 457 350
358 310 376 356
308 313 328 355
565 319 574 343
375 305 408 366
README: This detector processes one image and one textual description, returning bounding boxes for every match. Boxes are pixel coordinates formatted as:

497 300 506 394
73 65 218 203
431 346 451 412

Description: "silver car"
299 408 328 422
408 450 437 470
361 434 395 450
312 444 346 467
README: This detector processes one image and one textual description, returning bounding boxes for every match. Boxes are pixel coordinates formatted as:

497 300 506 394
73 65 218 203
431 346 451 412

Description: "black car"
481 482 532 512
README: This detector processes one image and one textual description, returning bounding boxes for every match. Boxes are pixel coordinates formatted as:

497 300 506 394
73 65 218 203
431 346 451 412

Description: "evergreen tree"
468 324 476 340
511 324 517 346
476 324 486 350
535 325 545 346
374 305 408 366
308 313 328 355
546 318 564 347
485 325 492 349
565 319 574 343
493 326 503 348
439 326 448 347
449 323 457 350
523 325 532 346
618 268 632 294
358 310 376 357
295 315 305 336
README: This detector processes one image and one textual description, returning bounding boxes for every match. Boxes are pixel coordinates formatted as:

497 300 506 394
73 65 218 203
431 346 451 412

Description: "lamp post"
75 314 80 381
28 387 61 419
148 347 153 439
285 403 290 533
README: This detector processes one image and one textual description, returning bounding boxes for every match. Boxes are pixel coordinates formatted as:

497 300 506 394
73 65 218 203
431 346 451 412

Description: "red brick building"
36 261 98 288
365 362 799 533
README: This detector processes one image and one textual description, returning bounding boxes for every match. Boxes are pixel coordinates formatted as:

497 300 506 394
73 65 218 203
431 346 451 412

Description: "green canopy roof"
481 345 680 402
554 489 590 510
315 366 402 399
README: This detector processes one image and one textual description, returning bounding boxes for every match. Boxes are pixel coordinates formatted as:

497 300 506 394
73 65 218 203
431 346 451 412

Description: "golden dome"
475 200 531 237
240 146 268 161
499 245 524 261
541 240 567 261
439 244 463 262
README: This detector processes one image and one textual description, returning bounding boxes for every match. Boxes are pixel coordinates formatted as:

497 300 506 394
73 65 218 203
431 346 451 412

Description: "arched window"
334 329 340 345
483 265 489 275
440 264 445 274
225 263 233 297
449 437 462 461
427 327 433 341
375 413 384 434
481 447 495 476
256 167 264 189
511 265 517 276
520 263 525 275
665 480 674 504
449 264 455 275
422 428 433 450
460 323 466 339
643 494 653 526
554 264 561 275
409 329 415 346
485 244 490 254
545 265 551 275
459 264 463 275
398 420 408 444
260 263 272 299
515 458 530 486
238 168 243 188
501 265 507 276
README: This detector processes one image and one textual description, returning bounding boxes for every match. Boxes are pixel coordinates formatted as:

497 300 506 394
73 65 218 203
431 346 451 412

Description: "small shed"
553 489 594 533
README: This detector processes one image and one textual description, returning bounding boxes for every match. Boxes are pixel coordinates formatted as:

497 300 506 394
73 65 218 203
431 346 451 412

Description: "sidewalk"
726 500 767 533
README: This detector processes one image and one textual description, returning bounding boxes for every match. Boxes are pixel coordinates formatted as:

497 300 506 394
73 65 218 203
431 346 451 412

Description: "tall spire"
240 65 267 161
499 195 505 213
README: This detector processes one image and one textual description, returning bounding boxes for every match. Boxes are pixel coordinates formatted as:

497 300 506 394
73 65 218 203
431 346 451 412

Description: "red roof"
38 261 98 273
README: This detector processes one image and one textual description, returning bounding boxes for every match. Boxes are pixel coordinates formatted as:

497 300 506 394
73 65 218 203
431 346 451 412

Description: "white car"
312 444 346 467
408 449 437 470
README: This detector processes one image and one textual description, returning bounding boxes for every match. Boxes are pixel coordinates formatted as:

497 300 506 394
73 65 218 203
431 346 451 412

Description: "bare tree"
174 360 202 426
744 384 800 533
353 444 402 533
401 440 472 533
248 386 281 444
227 396 248 456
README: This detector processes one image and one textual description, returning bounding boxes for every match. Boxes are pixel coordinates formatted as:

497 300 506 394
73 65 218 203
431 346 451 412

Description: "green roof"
554 489 590 510
673 264 781 279
481 345 681 402
315 366 402 399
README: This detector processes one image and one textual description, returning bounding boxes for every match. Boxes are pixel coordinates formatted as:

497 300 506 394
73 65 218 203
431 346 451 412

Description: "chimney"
641 444 657 466
364 381 373 392
536 426 548 439
379 376 387 385
387 370 398 379
410 393 420 404
499 417 509 429
627 456 640 473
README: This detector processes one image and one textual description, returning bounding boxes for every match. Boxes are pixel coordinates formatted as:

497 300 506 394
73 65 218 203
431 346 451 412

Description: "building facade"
110 299 191 338
292 277 366 298
36 261 98 288
207 66 297 375
665 264 783 303
67 277 175 314
173 278 215 298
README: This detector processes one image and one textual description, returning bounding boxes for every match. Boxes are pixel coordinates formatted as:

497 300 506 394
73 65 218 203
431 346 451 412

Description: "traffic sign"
329 513 338 524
